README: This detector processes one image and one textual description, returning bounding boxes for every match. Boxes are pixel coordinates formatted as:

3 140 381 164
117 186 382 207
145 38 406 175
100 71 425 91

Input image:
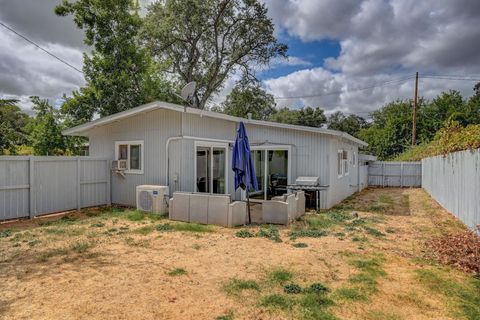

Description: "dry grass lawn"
0 188 478 320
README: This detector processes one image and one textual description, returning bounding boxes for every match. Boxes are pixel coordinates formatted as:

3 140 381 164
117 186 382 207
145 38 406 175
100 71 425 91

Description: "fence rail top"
0 156 110 161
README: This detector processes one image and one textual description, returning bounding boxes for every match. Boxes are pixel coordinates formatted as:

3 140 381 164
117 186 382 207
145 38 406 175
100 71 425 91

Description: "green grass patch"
223 278 260 295
133 225 154 235
334 287 367 301
292 242 308 248
351 235 368 242
367 310 402 320
71 241 94 253
256 225 282 242
172 222 214 233
385 227 396 233
299 294 336 320
416 268 480 319
259 294 293 310
167 268 187 276
216 311 234 320
289 229 328 240
0 229 14 238
90 222 105 228
235 229 255 238
267 267 293 284
126 210 145 221
364 226 386 238
38 240 94 261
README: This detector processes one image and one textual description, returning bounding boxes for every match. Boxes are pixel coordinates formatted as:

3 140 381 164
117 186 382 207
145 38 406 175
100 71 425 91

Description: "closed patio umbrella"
232 121 259 224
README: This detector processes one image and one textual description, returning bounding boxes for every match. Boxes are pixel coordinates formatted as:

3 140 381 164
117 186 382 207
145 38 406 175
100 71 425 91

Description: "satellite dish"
181 81 196 103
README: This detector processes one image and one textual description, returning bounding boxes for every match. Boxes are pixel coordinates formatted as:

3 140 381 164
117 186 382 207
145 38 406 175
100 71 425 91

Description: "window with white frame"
352 151 357 167
115 141 144 174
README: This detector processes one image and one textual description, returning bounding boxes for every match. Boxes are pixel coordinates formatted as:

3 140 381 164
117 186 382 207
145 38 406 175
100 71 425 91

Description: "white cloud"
261 0 480 115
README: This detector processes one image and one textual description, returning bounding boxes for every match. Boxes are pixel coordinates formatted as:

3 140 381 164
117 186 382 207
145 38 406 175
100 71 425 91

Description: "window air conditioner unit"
112 160 128 171
136 185 169 215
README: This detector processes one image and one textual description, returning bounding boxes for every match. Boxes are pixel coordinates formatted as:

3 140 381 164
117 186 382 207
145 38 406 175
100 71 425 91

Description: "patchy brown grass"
0 188 478 320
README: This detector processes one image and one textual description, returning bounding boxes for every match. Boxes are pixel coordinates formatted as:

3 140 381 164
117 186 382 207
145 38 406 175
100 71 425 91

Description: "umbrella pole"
246 190 252 224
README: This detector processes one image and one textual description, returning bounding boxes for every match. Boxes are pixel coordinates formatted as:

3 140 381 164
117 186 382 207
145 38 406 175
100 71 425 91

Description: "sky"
1 0 480 116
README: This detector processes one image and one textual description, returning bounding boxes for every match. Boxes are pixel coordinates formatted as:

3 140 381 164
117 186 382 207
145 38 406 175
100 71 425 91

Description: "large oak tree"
141 0 287 109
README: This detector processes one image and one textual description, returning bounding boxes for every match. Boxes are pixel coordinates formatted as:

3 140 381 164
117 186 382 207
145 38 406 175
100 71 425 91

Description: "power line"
274 75 415 100
422 75 480 81
0 20 84 74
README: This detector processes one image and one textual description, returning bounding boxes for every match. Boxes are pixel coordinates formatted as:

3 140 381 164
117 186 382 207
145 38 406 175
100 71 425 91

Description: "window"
337 150 343 177
338 150 349 178
115 141 144 174
344 150 349 176
352 152 357 167
195 142 227 194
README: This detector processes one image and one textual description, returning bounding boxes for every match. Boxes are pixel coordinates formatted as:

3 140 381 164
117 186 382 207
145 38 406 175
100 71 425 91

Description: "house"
63 101 368 209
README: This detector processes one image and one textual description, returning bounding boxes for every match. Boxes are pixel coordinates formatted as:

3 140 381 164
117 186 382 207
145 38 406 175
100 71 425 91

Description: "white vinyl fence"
368 161 422 187
0 157 110 221
422 149 480 233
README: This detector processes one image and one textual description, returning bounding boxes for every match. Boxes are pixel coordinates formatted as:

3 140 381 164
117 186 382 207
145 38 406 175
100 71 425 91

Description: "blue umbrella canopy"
232 122 259 192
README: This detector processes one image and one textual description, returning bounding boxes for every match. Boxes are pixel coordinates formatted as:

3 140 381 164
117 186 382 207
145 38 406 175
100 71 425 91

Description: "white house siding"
87 108 360 209
88 109 182 205
327 138 359 208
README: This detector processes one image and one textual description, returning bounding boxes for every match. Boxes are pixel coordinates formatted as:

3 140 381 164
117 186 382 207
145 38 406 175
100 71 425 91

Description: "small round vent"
139 190 153 211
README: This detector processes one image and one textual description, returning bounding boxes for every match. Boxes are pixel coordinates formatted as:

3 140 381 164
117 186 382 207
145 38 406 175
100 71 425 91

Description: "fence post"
382 162 385 187
29 157 35 218
106 159 111 206
77 157 81 211
400 163 404 187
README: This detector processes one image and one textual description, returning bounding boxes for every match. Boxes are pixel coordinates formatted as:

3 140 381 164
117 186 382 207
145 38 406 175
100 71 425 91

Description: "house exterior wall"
87 108 360 209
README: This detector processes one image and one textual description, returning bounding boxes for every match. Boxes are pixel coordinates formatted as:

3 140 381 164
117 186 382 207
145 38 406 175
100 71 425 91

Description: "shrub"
0 229 13 238
156 223 172 232
235 229 255 238
283 283 302 294
256 225 282 242
306 283 330 295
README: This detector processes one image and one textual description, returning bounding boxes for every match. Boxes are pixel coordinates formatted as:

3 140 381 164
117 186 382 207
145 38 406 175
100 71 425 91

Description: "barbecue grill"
288 176 328 210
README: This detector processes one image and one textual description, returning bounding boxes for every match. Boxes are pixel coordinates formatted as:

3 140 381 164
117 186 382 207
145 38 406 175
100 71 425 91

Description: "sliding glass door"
195 143 227 194
250 148 290 200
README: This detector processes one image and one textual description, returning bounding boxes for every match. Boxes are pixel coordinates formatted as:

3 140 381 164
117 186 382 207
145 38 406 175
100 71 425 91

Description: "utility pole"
412 71 418 145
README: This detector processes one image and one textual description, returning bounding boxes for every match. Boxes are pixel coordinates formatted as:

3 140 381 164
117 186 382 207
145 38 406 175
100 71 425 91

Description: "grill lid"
295 176 319 186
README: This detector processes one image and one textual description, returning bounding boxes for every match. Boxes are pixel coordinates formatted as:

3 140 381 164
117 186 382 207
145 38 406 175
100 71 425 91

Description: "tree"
0 99 30 154
28 97 66 155
141 0 288 109
220 79 275 120
297 107 327 127
269 106 326 127
358 100 413 160
55 0 179 123
327 111 368 137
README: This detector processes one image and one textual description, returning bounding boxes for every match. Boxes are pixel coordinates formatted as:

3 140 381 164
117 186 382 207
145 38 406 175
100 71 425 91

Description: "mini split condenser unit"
136 185 169 214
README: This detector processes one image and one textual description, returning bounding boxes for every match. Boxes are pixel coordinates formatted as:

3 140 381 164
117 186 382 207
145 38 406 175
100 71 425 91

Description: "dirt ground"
0 188 478 320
